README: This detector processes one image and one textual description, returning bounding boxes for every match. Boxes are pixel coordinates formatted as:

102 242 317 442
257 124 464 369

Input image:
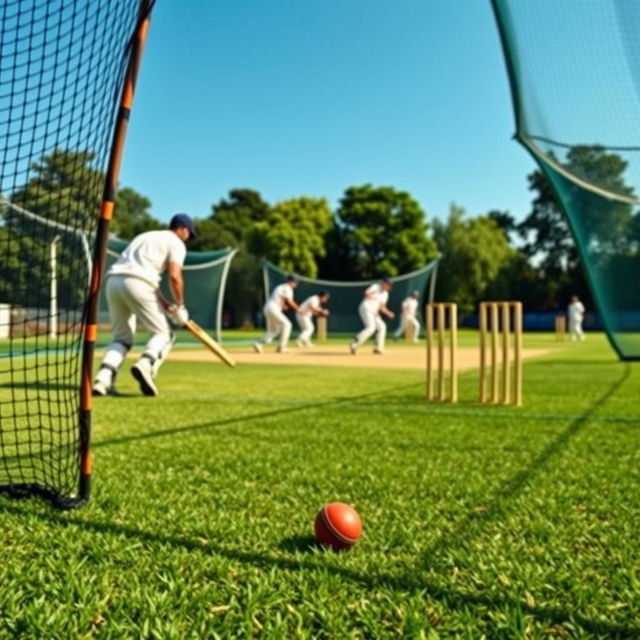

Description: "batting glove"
169 304 189 326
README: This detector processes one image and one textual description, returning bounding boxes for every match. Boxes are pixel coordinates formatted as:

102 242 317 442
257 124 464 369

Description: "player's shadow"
299 352 356 357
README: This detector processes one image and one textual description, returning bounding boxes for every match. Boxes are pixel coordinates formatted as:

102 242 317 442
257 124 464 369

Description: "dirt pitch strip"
169 345 554 371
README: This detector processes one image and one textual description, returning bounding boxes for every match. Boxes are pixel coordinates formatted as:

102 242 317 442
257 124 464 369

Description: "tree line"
2 146 639 325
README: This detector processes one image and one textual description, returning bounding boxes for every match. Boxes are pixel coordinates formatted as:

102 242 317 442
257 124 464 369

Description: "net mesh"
492 0 640 359
0 0 145 506
102 239 237 339
262 259 438 335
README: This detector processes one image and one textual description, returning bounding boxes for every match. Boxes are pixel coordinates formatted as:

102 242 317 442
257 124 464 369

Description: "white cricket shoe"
373 348 384 355
276 346 290 354
253 342 263 353
92 367 115 396
92 380 109 397
295 339 305 348
131 359 158 397
349 341 358 355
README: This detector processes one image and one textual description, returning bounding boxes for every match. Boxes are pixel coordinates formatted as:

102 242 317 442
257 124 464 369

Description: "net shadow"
416 363 632 570
93 381 425 449
0 497 636 637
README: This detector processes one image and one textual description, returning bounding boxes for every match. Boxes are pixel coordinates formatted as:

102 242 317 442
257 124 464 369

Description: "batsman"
92 213 196 397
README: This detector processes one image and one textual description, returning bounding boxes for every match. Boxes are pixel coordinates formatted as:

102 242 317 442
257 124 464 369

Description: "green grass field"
0 333 638 638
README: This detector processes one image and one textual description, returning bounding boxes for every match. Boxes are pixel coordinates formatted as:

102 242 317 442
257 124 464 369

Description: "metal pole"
426 303 433 400
50 235 60 339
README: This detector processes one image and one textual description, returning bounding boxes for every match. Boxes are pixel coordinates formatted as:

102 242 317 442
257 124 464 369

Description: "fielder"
567 294 586 341
350 277 394 355
92 213 196 397
393 291 420 341
254 275 300 353
296 291 330 347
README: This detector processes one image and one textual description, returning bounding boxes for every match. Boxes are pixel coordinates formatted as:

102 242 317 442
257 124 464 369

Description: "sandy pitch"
169 344 553 371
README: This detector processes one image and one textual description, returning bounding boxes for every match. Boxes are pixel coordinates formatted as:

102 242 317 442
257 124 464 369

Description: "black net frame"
0 0 155 508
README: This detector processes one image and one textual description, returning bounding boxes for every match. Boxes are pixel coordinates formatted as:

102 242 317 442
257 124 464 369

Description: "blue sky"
119 0 538 225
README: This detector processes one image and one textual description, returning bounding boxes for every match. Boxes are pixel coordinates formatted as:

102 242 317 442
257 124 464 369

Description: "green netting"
262 259 438 334
492 0 640 359
101 238 237 339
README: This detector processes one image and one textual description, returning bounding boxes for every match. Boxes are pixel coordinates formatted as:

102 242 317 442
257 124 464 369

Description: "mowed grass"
0 333 639 638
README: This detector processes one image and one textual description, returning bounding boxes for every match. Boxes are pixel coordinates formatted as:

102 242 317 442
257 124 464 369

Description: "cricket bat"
185 319 236 368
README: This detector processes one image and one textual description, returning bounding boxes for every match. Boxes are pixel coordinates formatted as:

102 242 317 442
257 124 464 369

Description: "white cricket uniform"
259 283 295 349
394 296 420 341
97 230 186 382
296 294 320 345
354 283 388 351
567 300 586 341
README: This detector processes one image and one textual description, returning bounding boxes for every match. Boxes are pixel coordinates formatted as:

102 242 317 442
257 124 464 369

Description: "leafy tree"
330 184 438 280
564 145 634 254
251 197 333 277
191 218 237 251
112 187 161 239
191 188 270 252
518 146 634 308
487 210 517 241
2 148 104 309
191 189 270 327
0 223 48 308
10 148 103 230
316 224 353 281
433 205 519 314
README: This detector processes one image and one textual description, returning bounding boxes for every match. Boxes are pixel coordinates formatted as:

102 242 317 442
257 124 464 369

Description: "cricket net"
262 258 439 334
102 240 237 340
492 0 640 359
0 0 153 507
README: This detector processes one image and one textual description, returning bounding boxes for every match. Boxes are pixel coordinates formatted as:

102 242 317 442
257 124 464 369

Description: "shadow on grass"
278 534 319 553
526 358 622 366
417 363 632 564
0 366 636 636
92 381 425 449
0 380 79 391
0 496 636 638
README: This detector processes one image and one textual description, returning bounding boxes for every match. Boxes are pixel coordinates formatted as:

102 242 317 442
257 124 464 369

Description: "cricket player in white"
92 213 195 397
394 291 420 341
567 294 586 341
350 277 394 354
295 291 330 347
254 275 300 353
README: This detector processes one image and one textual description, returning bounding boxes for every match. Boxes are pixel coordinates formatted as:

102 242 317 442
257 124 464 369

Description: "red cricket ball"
314 502 362 551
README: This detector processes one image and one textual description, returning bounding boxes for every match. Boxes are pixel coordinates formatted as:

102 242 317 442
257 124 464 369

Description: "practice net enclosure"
262 259 439 334
0 0 152 507
101 240 237 340
492 0 640 359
